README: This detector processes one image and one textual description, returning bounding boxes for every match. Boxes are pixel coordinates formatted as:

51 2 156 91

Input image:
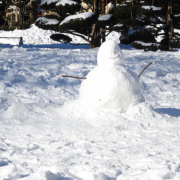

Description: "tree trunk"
90 25 101 48
90 0 101 48
167 0 173 51
152 0 154 5
131 0 133 19
101 0 105 14
101 30 105 43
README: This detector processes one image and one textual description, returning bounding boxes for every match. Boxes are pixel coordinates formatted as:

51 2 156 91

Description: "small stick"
62 62 152 80
138 62 153 78
113 164 122 170
61 75 87 79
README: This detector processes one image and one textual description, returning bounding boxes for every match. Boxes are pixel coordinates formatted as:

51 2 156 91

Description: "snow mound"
56 0 79 6
117 167 174 180
97 39 124 67
98 14 113 21
3 103 29 119
60 12 95 25
36 17 60 25
0 164 20 180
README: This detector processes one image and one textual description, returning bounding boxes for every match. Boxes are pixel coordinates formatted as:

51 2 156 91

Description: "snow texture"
1 24 180 180
106 2 114 10
114 24 123 27
98 14 113 21
56 0 78 6
60 12 95 25
97 39 124 67
79 40 144 111
41 0 60 5
175 14 180 17
142 5 162 10
134 41 159 47
36 17 60 25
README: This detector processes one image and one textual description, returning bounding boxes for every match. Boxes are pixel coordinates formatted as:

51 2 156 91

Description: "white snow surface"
134 41 160 47
106 2 114 10
1 26 180 180
0 24 120 45
36 17 60 25
56 0 78 6
175 14 180 17
114 24 123 27
41 0 60 5
98 14 113 21
142 5 162 10
60 12 95 25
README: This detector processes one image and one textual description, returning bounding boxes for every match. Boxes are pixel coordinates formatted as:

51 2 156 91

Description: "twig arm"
61 75 87 79
138 62 153 78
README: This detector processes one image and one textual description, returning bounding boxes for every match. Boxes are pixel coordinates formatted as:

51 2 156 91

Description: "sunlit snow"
60 12 95 25
0 25 180 180
98 14 113 21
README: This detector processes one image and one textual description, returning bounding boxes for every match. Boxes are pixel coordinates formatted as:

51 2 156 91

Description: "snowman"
79 39 144 111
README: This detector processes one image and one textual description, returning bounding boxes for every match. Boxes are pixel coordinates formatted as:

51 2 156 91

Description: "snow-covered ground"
0 26 180 180
0 24 119 46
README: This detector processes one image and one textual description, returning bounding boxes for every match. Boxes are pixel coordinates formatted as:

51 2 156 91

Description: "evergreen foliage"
34 0 180 50
0 0 41 30
36 0 118 48
114 0 180 51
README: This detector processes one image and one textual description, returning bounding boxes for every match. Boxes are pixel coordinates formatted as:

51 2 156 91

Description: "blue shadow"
155 108 180 117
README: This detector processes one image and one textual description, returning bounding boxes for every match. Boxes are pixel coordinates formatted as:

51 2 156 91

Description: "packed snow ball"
97 39 124 67
79 40 144 111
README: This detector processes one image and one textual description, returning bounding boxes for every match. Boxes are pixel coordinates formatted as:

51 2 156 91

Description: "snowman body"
79 40 144 111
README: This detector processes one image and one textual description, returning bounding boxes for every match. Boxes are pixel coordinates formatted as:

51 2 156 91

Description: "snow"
98 14 113 21
60 12 95 25
134 41 160 47
119 3 127 6
106 2 114 10
97 39 124 67
41 0 60 5
114 24 123 27
0 24 88 45
79 40 144 111
36 17 60 25
56 0 79 6
0 25 180 180
142 5 162 10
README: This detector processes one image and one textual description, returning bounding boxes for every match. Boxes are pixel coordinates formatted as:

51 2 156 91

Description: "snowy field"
0 26 180 180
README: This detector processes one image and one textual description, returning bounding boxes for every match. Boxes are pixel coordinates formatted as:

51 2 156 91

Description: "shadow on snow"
156 108 180 117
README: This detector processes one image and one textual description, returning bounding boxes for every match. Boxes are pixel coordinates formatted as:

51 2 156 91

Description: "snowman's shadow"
155 108 180 117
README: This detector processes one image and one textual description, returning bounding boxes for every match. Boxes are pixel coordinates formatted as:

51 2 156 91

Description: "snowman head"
97 39 124 68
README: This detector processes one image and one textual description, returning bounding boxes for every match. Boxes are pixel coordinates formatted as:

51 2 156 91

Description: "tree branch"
61 75 87 79
67 31 91 44
138 62 153 78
